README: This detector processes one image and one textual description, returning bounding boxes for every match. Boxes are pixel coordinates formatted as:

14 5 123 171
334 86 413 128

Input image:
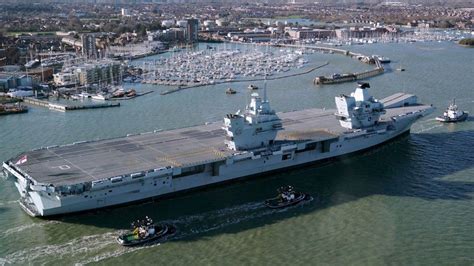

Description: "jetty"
268 44 386 85
109 90 154 101
23 98 120 112
313 57 384 85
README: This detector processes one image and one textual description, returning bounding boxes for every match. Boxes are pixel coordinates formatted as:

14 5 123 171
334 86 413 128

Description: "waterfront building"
0 74 34 92
53 60 121 87
335 27 389 39
186 19 199 43
158 28 186 42
53 72 78 87
0 75 16 92
287 29 334 40
76 61 121 86
81 34 97 59
227 32 272 42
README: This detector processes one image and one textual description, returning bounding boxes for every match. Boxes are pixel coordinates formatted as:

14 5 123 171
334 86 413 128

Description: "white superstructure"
224 85 282 150
335 83 386 129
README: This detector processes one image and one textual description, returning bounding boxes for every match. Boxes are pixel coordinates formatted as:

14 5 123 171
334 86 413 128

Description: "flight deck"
7 103 431 187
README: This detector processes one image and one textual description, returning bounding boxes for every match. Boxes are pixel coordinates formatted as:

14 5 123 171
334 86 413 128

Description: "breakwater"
23 98 120 112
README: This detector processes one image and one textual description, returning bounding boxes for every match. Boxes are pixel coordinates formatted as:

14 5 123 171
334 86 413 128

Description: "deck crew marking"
47 149 96 179
51 165 71 170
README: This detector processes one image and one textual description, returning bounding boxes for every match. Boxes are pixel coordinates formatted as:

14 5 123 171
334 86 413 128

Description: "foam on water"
73 198 313 264
75 244 155 266
1 232 121 264
1 220 61 237
0 200 18 207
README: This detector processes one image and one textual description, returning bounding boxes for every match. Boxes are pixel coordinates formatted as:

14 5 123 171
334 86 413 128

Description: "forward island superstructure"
3 83 433 216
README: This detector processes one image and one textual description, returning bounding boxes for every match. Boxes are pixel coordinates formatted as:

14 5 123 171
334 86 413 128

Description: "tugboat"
226 88 236 94
117 216 175 246
436 99 468 122
264 186 310 209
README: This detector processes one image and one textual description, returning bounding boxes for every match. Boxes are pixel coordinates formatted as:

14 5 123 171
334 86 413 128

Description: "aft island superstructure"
3 83 433 216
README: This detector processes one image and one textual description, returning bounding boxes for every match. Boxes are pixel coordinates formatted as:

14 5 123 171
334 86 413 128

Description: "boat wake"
413 119 443 133
0 200 18 207
75 198 313 264
1 231 121 265
166 197 314 240
75 244 154 266
1 220 61 237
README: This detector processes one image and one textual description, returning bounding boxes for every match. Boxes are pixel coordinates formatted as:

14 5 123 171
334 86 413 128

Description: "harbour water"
0 42 473 265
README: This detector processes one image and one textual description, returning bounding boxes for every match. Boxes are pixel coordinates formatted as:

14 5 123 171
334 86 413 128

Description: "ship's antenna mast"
263 74 267 102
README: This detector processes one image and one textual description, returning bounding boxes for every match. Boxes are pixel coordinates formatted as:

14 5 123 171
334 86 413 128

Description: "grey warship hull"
3 93 433 217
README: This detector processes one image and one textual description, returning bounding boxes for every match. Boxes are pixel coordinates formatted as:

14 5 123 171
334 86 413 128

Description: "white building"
162 20 175 28
176 20 188 28
53 72 78 86
121 8 130 17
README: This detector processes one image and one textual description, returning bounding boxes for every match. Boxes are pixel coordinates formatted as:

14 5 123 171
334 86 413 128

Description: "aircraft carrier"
2 83 433 216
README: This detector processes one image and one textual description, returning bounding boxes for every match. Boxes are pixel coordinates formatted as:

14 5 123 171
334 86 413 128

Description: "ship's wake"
76 198 313 265
1 231 121 265
0 200 18 207
413 119 443 133
1 220 61 237
1 199 313 265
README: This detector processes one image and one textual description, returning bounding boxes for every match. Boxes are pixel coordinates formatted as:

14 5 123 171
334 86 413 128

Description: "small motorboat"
264 185 309 209
372 55 391 64
248 84 258 90
436 99 468 123
117 217 175 247
226 88 236 94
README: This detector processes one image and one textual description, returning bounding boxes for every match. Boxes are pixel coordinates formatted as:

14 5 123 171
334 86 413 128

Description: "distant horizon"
0 0 473 6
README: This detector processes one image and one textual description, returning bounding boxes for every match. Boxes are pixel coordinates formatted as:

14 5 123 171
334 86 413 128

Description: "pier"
313 57 384 85
109 90 154 101
268 43 386 85
23 98 120 112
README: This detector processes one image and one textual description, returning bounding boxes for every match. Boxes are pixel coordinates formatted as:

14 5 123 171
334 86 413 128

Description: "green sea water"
0 41 473 265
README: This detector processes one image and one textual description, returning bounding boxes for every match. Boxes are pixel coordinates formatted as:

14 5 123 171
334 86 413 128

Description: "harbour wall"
23 98 120 112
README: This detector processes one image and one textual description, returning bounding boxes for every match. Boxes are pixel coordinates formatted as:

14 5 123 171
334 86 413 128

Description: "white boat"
91 94 110 101
436 99 468 122
78 92 92 99
373 55 391 64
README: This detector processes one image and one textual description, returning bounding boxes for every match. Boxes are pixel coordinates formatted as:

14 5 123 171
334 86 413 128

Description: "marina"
140 47 309 87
